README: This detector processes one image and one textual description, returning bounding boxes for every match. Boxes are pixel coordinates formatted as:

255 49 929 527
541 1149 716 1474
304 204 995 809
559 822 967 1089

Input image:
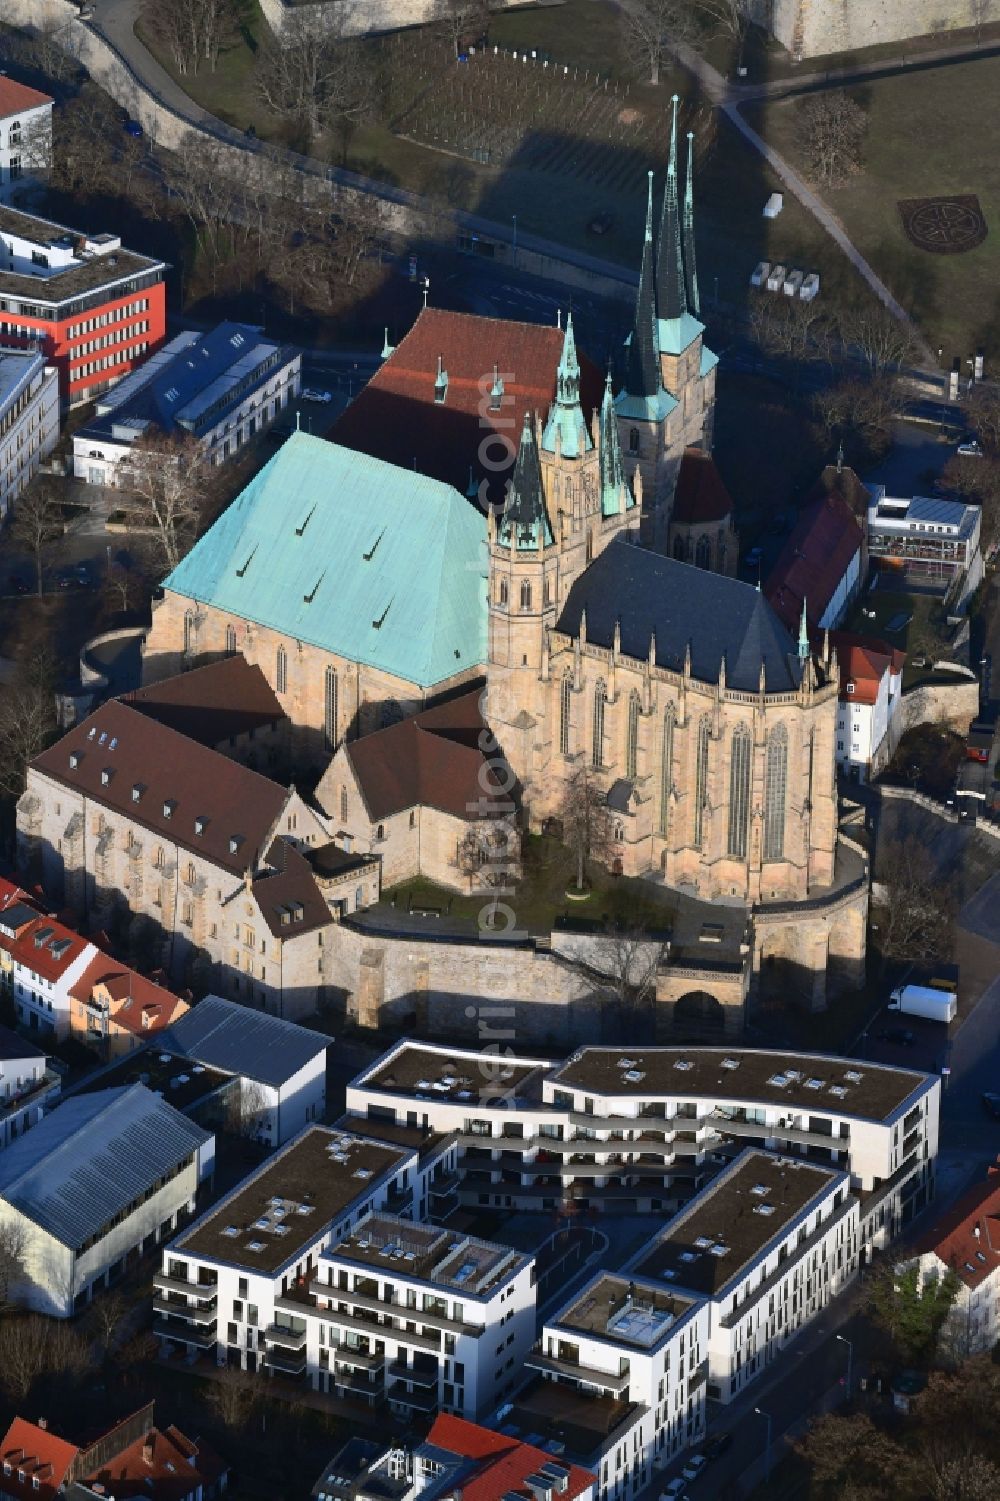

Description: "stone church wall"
770 0 999 60
258 0 541 40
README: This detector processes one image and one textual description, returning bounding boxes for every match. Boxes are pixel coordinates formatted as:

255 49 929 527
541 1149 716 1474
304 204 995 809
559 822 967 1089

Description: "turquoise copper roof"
164 431 488 689
614 386 678 422
541 314 592 460
700 343 719 377
657 312 705 357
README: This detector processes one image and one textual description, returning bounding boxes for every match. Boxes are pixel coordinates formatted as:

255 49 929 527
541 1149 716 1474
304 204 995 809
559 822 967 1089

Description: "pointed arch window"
324 666 339 751
592 680 607 770
225 624 236 656
764 724 788 861
659 706 674 837
727 724 752 859
559 673 572 756
695 534 712 570
498 577 508 606
673 535 685 561
340 786 348 823
629 428 640 455
276 646 287 695
183 610 194 656
626 691 641 781
519 579 532 612
693 717 710 849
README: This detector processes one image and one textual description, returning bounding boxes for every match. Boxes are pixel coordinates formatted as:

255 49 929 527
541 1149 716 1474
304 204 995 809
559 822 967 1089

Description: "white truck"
888 985 957 1023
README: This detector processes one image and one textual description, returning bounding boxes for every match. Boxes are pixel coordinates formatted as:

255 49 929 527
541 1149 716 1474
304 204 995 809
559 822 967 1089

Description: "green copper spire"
656 94 686 323
683 131 701 319
600 369 631 516
500 412 554 551
625 169 661 400
542 312 592 459
798 598 810 661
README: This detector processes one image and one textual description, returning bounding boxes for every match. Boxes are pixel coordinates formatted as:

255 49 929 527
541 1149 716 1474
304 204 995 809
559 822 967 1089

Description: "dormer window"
489 363 504 412
846 683 855 695
195 817 207 836
163 799 176 819
101 768 113 786
69 752 80 769
434 354 448 404
229 835 243 855
132 783 144 802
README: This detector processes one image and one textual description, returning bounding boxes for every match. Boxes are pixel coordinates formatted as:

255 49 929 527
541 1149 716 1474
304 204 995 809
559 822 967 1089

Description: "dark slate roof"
557 538 803 693
164 995 330 1088
0 1023 45 1062
123 656 285 748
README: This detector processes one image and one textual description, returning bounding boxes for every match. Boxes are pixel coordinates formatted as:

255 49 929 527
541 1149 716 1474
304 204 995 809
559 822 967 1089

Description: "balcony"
153 1296 217 1326
154 1319 216 1349
153 1271 218 1299
280 1300 442 1354
264 1346 307 1377
307 1282 484 1337
388 1359 438 1386
525 1349 631 1394
388 1381 438 1413
264 1323 307 1349
334 1346 384 1371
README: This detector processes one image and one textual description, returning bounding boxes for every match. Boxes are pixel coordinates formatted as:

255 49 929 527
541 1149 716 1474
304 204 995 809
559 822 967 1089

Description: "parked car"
704 1434 734 1461
958 439 983 458
300 388 333 403
682 1456 706 1481
660 1482 688 1501
877 1026 915 1046
123 118 143 138
983 1092 1000 1120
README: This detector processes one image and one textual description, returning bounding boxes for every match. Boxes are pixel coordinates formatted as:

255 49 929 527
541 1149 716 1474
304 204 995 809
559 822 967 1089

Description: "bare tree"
694 0 757 59
0 1221 26 1312
620 0 695 86
209 1368 260 1429
0 1315 93 1403
225 1079 271 1141
840 301 918 378
585 926 669 1038
256 13 376 148
11 475 63 596
439 0 496 59
85 1288 128 1363
0 671 56 800
117 428 218 573
557 764 614 892
813 374 902 455
797 89 868 186
456 817 519 894
965 384 1000 455
876 837 956 962
164 133 239 292
939 452 1000 554
104 558 149 617
141 0 236 76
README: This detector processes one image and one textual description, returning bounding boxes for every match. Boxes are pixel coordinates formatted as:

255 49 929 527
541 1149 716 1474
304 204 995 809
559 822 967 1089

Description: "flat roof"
507 1377 640 1465
175 1128 411 1275
554 1273 698 1347
330 1211 527 1297
73 1047 231 1114
631 1151 844 1297
548 1046 930 1123
332 1112 449 1159
361 1042 547 1106
0 205 163 304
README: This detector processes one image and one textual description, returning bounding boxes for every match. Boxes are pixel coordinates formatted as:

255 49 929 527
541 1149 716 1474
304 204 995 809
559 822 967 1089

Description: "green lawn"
844 587 953 661
747 56 1000 359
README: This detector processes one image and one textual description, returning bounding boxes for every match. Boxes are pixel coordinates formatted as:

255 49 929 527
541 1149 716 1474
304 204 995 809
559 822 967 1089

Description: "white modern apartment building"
0 78 52 203
626 1150 858 1405
298 1210 535 1419
72 322 301 486
523 1271 709 1499
0 1083 213 1316
0 348 58 521
155 1127 441 1371
903 1170 1000 1363
0 881 96 1041
0 1024 59 1152
346 1042 940 1230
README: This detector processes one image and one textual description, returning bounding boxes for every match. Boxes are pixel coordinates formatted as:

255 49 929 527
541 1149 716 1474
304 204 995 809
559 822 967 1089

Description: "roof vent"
673 1060 693 1072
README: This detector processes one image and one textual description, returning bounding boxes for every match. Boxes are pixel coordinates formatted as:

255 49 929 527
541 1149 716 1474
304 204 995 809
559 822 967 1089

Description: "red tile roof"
0 78 53 118
346 688 510 822
765 490 864 633
915 1169 1000 1289
69 955 187 1035
0 891 93 985
425 1415 594 1501
331 308 603 499
32 699 290 878
671 448 734 525
803 462 871 519
81 1423 227 1501
123 655 285 749
0 1419 78 1501
828 630 905 707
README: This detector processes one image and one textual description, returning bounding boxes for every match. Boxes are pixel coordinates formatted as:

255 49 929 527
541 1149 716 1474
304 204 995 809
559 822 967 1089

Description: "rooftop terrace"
361 1042 547 1106
554 1274 697 1347
548 1047 930 1123
328 1211 527 1296
175 1128 411 1275
0 204 163 303
507 1376 640 1465
631 1150 845 1297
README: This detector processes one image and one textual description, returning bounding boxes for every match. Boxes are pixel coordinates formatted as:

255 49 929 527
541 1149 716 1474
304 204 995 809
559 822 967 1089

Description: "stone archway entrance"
673 989 727 1039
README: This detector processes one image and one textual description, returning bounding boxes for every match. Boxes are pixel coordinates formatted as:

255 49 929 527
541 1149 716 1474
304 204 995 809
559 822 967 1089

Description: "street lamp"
836 1333 853 1398
754 1407 772 1485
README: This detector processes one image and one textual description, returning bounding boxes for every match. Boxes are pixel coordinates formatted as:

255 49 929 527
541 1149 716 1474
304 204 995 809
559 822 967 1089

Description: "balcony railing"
334 1346 384 1371
264 1323 307 1349
153 1319 216 1349
525 1349 631 1393
263 1346 307 1377
388 1360 438 1386
153 1296 217 1326
387 1381 438 1412
153 1272 217 1298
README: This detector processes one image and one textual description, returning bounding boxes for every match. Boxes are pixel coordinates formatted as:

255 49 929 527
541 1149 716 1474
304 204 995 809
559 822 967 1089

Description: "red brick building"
0 203 166 403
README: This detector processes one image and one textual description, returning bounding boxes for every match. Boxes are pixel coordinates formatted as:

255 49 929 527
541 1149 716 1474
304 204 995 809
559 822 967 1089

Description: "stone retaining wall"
258 0 540 38
899 676 980 737
770 0 1000 60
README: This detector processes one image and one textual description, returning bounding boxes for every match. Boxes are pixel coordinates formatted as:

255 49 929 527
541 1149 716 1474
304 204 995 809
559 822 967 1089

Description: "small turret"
683 131 701 320
542 312 592 459
797 598 810 663
599 370 630 516
499 412 554 551
655 96 686 323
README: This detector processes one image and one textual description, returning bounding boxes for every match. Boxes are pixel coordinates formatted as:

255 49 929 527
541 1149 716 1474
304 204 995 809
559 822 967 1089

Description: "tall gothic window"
324 666 338 751
225 624 236 656
626 691 641 781
693 717 710 849
659 706 674 837
673 535 685 561
183 610 194 655
559 673 572 756
276 646 287 694
520 579 532 612
727 724 752 859
695 534 712 570
629 428 640 455
499 577 508 606
340 786 348 823
592 680 607 770
764 724 788 861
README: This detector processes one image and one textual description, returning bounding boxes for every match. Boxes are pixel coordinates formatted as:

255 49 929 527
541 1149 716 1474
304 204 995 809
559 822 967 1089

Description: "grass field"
748 54 1000 360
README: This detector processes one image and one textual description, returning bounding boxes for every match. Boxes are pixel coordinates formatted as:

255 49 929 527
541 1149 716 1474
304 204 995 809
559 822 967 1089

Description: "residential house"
829 631 905 782
0 203 166 403
904 1166 1000 1362
68 953 189 1058
0 878 95 1040
0 349 59 521
0 1083 213 1316
163 993 330 1147
72 322 301 486
0 1025 59 1152
0 78 52 203
412 1416 595 1501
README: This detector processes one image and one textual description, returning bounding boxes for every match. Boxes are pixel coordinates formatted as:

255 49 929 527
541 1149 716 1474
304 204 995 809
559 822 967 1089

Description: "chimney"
37 1418 47 1431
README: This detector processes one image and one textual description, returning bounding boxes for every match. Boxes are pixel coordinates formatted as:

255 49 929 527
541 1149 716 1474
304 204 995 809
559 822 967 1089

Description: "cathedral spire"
556 311 580 407
500 412 554 550
625 169 661 399
543 311 592 458
600 370 629 515
655 95 687 323
798 598 810 662
683 131 701 319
